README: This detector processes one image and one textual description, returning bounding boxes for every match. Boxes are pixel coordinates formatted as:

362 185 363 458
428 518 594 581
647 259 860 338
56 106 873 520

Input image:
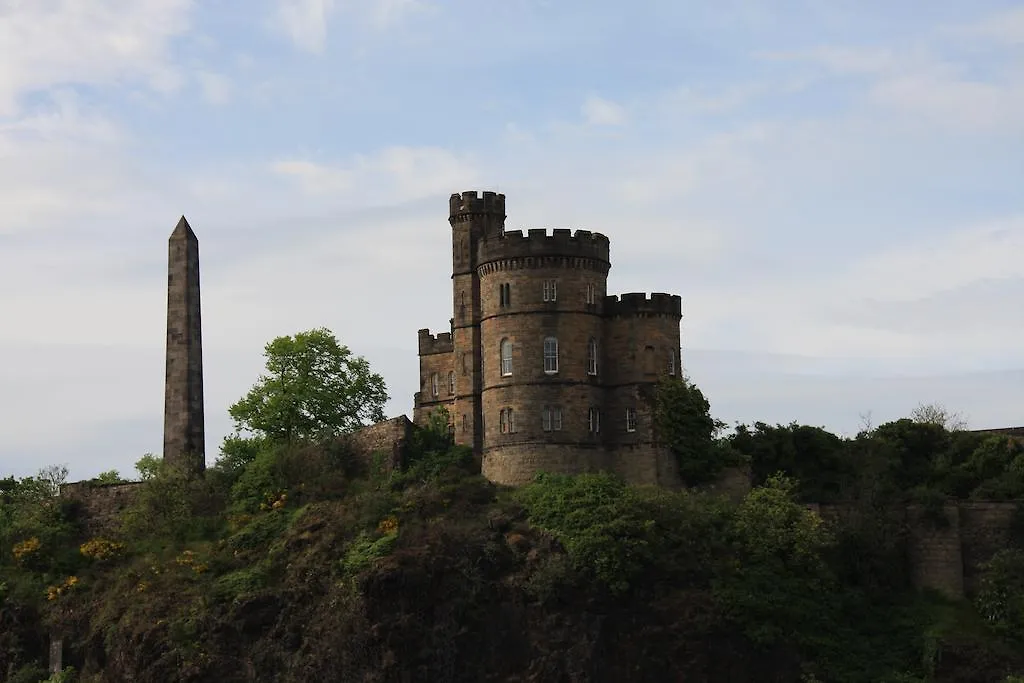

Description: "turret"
449 190 506 240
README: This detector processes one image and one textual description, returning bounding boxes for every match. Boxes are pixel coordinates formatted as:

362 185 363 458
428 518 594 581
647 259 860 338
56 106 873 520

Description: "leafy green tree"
653 377 732 485
226 328 388 446
93 470 122 484
730 422 852 502
714 475 837 655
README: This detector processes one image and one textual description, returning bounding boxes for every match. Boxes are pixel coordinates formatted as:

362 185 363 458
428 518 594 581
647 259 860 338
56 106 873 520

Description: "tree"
910 402 968 432
227 328 388 445
653 377 731 485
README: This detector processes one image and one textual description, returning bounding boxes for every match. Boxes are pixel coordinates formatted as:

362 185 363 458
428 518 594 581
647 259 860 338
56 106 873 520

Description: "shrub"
79 538 126 562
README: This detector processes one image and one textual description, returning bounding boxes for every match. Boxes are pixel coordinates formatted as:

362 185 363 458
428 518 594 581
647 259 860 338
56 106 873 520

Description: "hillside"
4 414 1024 682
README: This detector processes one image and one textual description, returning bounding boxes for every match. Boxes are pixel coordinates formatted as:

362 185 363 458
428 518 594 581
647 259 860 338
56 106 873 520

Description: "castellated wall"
414 329 455 424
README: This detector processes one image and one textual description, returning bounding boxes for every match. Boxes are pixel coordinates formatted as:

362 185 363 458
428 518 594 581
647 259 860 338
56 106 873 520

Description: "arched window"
431 373 439 397
587 337 598 376
500 338 513 376
448 371 456 395
543 337 559 374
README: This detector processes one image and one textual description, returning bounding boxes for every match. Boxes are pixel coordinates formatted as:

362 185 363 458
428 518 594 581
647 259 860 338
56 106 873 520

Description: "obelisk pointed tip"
171 215 197 240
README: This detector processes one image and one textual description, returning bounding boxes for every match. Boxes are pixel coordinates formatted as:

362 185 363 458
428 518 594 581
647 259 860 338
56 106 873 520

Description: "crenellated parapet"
477 228 611 269
417 328 454 356
605 292 682 318
449 191 506 223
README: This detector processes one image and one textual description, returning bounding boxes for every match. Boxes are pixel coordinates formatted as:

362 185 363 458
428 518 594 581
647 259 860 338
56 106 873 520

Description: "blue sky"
1 0 1022 480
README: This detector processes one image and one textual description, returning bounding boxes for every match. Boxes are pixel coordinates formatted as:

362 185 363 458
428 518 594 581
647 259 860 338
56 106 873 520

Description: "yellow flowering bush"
45 576 79 601
175 550 208 575
377 516 399 535
258 491 288 512
12 537 41 564
79 538 126 562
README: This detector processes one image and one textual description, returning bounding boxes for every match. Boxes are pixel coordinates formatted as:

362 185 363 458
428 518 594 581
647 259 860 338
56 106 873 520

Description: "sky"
1 0 1022 481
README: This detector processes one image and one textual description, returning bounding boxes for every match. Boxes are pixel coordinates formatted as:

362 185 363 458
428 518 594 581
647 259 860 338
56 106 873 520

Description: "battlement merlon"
449 191 506 222
605 292 683 318
476 228 611 267
417 328 454 356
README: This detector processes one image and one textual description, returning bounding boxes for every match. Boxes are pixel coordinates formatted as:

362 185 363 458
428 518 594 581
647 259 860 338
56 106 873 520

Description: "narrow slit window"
448 371 456 395
587 337 598 376
543 336 559 374
588 407 601 433
431 373 439 397
500 338 513 376
626 408 637 433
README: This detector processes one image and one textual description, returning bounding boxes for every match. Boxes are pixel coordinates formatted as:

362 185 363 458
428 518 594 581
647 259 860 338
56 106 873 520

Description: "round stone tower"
476 227 612 483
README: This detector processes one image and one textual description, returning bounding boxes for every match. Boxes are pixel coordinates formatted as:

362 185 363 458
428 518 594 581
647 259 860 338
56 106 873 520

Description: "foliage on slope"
3 411 1024 681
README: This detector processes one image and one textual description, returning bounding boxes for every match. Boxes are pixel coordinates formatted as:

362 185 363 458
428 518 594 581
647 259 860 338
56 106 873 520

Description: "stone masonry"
164 216 206 474
414 191 683 487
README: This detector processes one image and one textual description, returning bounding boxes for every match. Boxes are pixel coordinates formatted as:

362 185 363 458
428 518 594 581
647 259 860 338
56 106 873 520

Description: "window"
626 408 637 433
543 280 558 302
585 282 596 305
588 407 601 433
587 337 598 376
500 338 513 376
462 414 468 433
644 345 656 374
668 350 676 376
431 373 439 397
499 282 511 307
543 336 559 374
448 371 456 395
499 408 515 434
542 406 563 432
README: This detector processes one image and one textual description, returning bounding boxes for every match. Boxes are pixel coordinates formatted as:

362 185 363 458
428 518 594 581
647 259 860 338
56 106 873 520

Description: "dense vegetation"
2 331 1024 682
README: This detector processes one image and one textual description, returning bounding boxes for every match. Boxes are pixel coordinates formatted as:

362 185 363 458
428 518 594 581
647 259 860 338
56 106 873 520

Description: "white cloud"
581 95 627 126
196 71 231 105
943 6 1024 46
274 0 336 54
271 146 480 201
272 0 426 52
0 0 192 116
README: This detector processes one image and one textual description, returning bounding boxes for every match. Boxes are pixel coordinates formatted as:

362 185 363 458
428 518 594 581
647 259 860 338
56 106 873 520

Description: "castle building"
414 191 684 487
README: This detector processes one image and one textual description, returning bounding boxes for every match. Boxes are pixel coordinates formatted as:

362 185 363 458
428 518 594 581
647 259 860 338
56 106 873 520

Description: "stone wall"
810 500 1022 600
59 481 142 537
959 502 1018 594
905 503 965 599
339 416 414 473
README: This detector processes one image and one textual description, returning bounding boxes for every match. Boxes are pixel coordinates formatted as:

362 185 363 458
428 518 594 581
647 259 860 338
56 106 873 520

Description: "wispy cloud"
0 0 192 116
581 95 627 126
1 1 1022 479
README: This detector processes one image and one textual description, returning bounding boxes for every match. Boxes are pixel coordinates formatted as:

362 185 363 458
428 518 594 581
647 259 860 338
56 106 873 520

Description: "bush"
975 548 1024 640
516 472 727 595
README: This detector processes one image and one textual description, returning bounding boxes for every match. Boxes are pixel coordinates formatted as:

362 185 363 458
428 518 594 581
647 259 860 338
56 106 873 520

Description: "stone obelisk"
163 216 205 474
